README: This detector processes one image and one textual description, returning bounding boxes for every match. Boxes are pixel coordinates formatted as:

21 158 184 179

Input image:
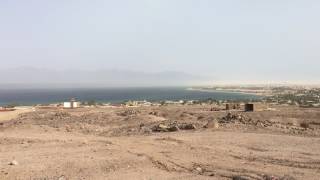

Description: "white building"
63 99 80 108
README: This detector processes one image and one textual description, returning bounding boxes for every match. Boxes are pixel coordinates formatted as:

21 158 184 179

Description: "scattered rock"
280 175 296 180
180 112 194 118
65 125 72 132
178 123 196 130
262 174 296 180
82 140 88 145
232 176 249 180
152 124 171 132
262 175 277 180
149 111 159 116
118 109 140 116
219 113 274 128
8 160 18 166
221 113 248 123
210 107 221 111
140 126 152 134
151 122 196 132
197 116 205 120
203 120 219 129
58 175 66 180
54 112 71 119
168 125 180 132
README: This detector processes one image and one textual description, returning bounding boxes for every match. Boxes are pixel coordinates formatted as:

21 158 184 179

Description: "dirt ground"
0 105 320 180
0 108 34 122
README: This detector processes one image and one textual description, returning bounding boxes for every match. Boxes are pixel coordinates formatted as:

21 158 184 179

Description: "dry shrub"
300 121 309 129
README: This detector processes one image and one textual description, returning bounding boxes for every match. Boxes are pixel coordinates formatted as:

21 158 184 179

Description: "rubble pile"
151 122 196 132
209 107 222 111
118 109 140 116
220 113 250 124
149 111 159 116
219 113 274 127
179 123 197 130
3 106 316 138
53 112 71 119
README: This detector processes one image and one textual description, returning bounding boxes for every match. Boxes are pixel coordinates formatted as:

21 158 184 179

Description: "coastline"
187 87 266 97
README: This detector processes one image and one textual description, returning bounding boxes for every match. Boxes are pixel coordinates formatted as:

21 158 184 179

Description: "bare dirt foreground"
0 105 320 180
0 108 34 122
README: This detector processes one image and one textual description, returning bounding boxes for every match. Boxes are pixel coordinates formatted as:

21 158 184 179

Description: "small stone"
196 167 202 173
141 127 152 134
232 176 249 180
179 123 196 130
158 124 169 129
65 125 72 132
58 175 66 180
168 125 180 132
82 140 88 145
8 160 18 166
152 124 169 132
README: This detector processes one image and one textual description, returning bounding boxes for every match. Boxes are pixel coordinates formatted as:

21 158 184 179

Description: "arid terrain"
0 108 34 122
0 105 320 180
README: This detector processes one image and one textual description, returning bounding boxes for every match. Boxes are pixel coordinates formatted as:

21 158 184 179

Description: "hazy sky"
0 0 319 84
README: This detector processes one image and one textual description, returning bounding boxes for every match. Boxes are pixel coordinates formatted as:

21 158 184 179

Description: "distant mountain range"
0 67 210 88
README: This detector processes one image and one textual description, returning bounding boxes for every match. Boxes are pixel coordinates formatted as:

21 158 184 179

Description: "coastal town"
194 85 320 107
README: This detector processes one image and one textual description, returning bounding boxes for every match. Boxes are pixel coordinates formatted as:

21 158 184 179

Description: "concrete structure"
245 103 254 112
226 103 240 110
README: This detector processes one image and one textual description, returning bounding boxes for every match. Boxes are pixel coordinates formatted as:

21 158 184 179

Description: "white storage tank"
63 99 80 108
72 102 80 108
63 102 72 108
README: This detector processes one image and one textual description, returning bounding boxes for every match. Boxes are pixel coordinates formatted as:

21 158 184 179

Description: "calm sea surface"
0 87 261 105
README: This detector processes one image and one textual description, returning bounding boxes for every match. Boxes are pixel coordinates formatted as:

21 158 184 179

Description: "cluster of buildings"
225 103 264 112
125 100 198 107
0 106 15 112
265 88 320 107
34 98 82 109
125 100 153 107
2 97 271 112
